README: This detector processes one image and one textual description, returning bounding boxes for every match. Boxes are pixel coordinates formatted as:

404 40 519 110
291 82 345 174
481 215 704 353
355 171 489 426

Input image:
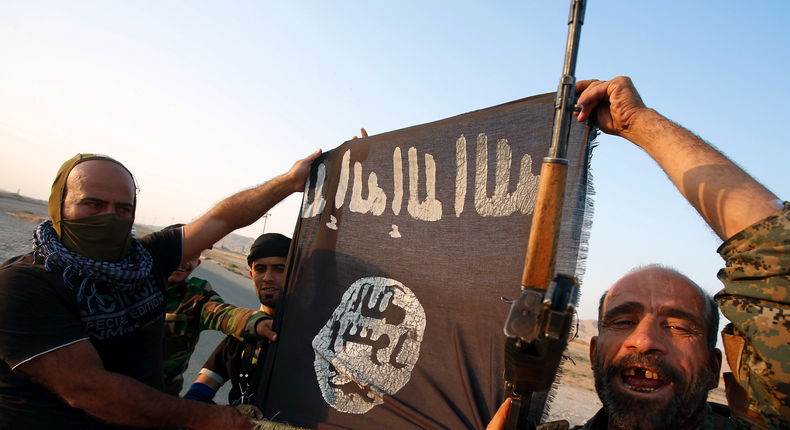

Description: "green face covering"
58 213 135 263
49 153 138 263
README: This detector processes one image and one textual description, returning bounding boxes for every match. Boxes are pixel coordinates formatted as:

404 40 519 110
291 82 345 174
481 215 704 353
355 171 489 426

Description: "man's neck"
261 305 275 316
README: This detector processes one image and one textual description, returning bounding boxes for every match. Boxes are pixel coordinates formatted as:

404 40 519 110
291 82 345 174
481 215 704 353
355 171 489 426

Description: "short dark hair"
597 264 719 352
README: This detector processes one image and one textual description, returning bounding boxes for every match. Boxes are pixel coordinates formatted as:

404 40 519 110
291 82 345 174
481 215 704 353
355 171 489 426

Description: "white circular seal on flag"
312 276 426 414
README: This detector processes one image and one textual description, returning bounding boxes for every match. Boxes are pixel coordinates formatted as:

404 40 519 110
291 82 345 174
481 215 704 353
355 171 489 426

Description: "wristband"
183 382 217 404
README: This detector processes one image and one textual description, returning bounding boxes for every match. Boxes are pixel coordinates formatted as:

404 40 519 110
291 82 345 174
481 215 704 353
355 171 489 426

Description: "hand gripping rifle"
501 1 586 429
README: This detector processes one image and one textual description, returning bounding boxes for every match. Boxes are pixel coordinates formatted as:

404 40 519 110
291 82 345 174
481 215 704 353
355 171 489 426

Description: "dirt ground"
201 247 251 277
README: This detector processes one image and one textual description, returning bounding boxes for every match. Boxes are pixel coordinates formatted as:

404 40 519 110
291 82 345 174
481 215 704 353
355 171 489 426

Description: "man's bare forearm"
576 77 780 241
193 174 295 243
19 341 254 430
625 109 779 240
182 150 321 262
65 370 244 429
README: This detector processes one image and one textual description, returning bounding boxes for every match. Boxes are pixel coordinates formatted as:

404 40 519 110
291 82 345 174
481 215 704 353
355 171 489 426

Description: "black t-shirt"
0 228 181 430
202 335 269 406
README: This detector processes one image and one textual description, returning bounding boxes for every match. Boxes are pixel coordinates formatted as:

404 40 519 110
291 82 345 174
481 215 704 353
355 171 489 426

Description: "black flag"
259 92 595 429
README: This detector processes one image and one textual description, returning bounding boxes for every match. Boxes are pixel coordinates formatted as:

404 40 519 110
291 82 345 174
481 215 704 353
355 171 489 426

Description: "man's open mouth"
622 367 668 393
261 286 278 292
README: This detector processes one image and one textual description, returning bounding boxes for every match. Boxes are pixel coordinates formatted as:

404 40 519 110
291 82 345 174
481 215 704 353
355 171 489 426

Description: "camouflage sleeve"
199 295 270 342
714 201 790 428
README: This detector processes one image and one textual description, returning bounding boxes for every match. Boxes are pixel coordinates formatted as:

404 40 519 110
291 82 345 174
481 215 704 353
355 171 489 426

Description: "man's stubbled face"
590 267 720 430
250 256 286 311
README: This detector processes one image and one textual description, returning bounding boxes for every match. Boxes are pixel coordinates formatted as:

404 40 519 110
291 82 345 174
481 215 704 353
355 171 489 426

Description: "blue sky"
1 1 787 320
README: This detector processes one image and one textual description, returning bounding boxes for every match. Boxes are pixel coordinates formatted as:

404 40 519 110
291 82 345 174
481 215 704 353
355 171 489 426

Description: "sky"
1 1 788 321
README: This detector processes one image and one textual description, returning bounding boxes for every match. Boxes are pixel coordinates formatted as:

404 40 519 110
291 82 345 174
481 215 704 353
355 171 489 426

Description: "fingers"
486 398 511 430
351 127 369 140
575 79 609 122
236 404 263 420
289 149 322 192
304 148 322 163
255 318 277 342
573 76 648 138
575 78 599 94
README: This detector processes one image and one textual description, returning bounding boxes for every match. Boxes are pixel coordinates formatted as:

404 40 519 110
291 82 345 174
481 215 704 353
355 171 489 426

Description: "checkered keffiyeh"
32 220 154 314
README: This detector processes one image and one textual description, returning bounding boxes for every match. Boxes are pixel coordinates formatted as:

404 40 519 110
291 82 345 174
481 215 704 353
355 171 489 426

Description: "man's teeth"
622 368 664 393
622 368 661 379
624 383 659 393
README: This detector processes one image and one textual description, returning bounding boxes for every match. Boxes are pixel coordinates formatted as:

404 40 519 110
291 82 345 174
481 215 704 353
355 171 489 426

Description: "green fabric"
58 213 134 262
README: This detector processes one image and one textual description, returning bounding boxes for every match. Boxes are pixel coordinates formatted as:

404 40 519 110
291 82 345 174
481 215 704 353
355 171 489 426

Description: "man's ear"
249 268 254 279
708 347 723 390
590 336 598 371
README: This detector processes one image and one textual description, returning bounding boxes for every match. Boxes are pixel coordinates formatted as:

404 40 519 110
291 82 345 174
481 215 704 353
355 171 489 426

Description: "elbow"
56 382 107 413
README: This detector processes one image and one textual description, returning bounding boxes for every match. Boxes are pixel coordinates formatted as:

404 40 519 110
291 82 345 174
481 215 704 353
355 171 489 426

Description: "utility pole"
261 212 272 234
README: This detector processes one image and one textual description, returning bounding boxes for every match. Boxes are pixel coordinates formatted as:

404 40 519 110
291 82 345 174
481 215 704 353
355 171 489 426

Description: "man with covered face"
0 150 319 429
183 233 290 406
488 76 788 430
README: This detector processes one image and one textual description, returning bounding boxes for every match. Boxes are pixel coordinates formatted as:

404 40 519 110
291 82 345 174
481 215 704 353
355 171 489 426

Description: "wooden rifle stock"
522 161 568 291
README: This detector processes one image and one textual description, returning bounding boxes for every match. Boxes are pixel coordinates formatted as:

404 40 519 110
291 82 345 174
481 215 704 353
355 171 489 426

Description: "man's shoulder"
170 277 218 304
138 227 180 250
138 226 183 275
165 277 219 317
185 277 214 293
1 252 37 270
0 253 57 284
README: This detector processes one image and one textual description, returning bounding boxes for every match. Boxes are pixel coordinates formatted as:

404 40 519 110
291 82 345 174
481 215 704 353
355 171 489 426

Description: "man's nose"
263 268 275 282
623 318 668 355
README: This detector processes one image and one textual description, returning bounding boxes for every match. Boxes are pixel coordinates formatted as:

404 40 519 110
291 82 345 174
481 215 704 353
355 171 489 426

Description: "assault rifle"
501 1 586 429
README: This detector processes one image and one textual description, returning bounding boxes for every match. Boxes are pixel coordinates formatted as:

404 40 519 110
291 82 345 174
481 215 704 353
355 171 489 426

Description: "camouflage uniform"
715 202 790 429
544 202 790 430
163 277 269 395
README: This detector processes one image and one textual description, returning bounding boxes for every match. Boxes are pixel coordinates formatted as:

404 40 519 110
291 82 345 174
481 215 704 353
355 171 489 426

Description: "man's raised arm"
181 149 321 263
575 76 781 240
